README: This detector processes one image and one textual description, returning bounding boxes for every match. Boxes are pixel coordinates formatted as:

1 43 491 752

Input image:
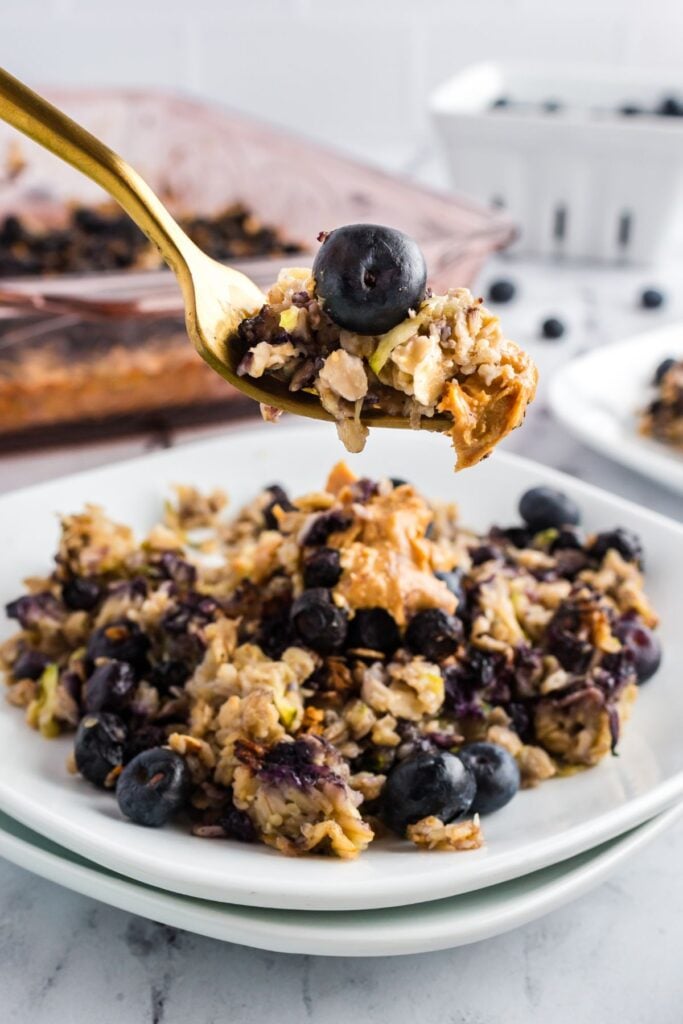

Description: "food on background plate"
0 201 302 277
236 224 537 469
1 463 660 860
639 356 683 449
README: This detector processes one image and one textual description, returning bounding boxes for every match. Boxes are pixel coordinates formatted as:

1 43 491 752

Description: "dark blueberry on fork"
312 224 427 335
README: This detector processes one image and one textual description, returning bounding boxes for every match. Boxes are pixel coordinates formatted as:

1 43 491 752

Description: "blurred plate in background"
549 322 683 493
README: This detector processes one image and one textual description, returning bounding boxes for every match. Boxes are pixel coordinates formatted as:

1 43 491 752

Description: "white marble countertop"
1 253 682 1022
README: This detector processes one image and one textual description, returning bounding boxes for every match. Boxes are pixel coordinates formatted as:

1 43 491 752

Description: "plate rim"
0 802 680 957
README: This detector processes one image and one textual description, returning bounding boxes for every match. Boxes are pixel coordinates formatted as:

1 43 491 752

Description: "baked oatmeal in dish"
1 465 661 860
640 355 683 450
236 225 537 469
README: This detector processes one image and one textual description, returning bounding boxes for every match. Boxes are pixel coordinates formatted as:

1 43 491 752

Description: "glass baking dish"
0 88 515 450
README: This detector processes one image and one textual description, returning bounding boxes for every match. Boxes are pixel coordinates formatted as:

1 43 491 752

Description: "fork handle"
0 67 199 282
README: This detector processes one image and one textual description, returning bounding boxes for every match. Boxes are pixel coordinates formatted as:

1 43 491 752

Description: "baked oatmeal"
1 466 660 860
0 201 302 277
236 225 537 469
640 355 683 449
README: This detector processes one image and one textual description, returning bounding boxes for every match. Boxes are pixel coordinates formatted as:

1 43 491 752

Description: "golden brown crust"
439 349 538 470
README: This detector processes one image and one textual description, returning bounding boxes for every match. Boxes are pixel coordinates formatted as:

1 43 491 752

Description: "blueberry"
491 96 510 109
74 712 127 787
124 723 168 764
553 548 589 579
219 804 258 843
12 648 51 681
312 224 427 335
6 592 62 629
62 576 102 611
458 742 520 814
0 214 24 245
263 484 294 529
302 510 352 546
653 357 675 385
382 751 476 836
347 608 400 655
434 569 466 608
85 620 149 677
620 104 641 116
405 608 463 662
255 614 293 661
302 547 342 589
542 99 562 113
487 279 516 304
549 526 584 552
85 660 137 713
469 544 499 566
589 527 642 565
615 618 661 683
640 287 665 309
149 659 189 694
117 748 190 827
541 317 565 340
657 96 683 117
290 588 347 654
519 486 580 530
498 526 533 549
545 604 593 673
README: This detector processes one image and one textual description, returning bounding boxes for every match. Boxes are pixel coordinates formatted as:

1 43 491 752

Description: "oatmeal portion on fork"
236 225 537 469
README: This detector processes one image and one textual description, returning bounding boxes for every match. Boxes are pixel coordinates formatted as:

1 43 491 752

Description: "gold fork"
0 68 451 430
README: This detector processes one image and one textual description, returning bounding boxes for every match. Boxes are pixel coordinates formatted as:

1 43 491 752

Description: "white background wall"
5 0 683 168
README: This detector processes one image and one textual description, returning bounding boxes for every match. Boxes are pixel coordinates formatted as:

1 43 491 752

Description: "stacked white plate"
1 424 682 956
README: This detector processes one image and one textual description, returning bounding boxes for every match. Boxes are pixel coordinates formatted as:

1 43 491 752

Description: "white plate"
549 323 683 494
1 423 682 911
0 802 680 957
